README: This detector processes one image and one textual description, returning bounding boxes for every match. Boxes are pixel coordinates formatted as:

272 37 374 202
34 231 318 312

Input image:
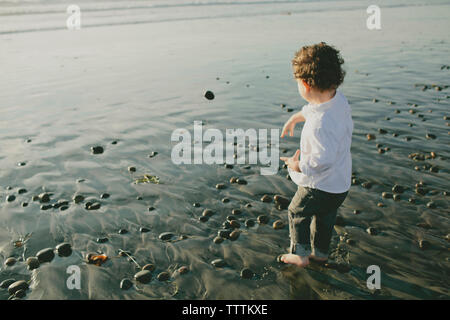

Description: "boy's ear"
301 80 311 91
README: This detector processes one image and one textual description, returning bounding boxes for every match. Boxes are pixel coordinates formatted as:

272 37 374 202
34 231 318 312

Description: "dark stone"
245 203 252 208
192 202 200 207
273 220 284 230
72 194 84 204
229 177 238 184
96 237 108 243
140 227 151 233
120 279 133 290
378 128 387 134
229 230 240 241
224 164 233 169
136 196 143 200
392 185 405 194
128 166 136 172
148 151 158 158
260 195 272 203
366 134 376 141
229 220 241 229
222 198 230 203
353 209 361 215
178 266 189 274
87 202 101 210
213 236 224 244
222 221 232 229
426 202 436 209
60 205 69 211
8 280 28 295
100 193 110 199
366 227 378 235
202 209 214 217
91 146 104 154
134 270 152 284
274 195 290 209
218 230 231 239
18 188 27 194
226 215 237 221
142 264 155 271
419 239 430 250
111 140 118 145
148 206 155 211
382 192 393 199
393 194 401 201
22 202 28 207
231 209 241 215
236 178 247 185
6 195 15 202
41 204 52 210
159 232 174 241
56 243 72 257
26 257 40 270
118 229 128 235
5 257 17 266
216 183 225 190
240 268 254 279
257 215 269 224
17 162 26 167
245 219 255 228
36 248 55 263
157 272 170 281
204 90 215 100
211 259 226 267
361 182 372 189
0 279 16 289
425 133 436 139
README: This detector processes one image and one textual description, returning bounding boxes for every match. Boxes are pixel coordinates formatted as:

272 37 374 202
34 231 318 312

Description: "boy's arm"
281 111 306 138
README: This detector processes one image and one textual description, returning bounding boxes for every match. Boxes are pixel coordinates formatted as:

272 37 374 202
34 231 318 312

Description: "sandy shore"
0 1 449 299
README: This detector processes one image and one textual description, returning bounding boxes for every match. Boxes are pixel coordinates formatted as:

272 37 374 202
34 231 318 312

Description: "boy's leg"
281 186 316 266
310 190 348 260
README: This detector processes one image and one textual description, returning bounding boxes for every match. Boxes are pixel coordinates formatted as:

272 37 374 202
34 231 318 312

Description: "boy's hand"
280 118 296 138
280 149 301 172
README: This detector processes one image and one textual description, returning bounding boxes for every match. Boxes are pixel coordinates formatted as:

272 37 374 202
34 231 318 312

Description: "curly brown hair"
292 42 345 91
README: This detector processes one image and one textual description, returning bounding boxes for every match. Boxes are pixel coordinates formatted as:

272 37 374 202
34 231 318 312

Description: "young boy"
279 42 353 267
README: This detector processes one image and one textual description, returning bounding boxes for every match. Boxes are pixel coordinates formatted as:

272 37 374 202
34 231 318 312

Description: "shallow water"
0 0 449 299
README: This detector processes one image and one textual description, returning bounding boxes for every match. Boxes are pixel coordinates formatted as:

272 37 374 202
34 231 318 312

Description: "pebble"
213 236 224 244
6 195 15 202
8 280 28 295
382 192 393 199
5 257 17 266
202 209 214 217
366 134 376 141
274 195 290 210
273 220 284 230
231 209 241 215
18 188 27 194
159 232 174 241
426 202 436 209
211 259 226 268
142 264 155 271
361 182 372 189
425 133 436 139
218 230 231 239
257 215 269 224
392 185 405 194
136 196 143 200
245 203 252 208
419 239 430 250
56 243 72 257
224 164 233 169
140 227 151 233
346 239 356 245
216 183 226 190
41 204 52 210
26 257 40 270
240 268 254 279
1 279 16 289
36 248 55 263
229 177 238 184
377 202 385 208
408 197 416 204
148 206 155 211
227 215 237 221
222 221 232 229
229 230 240 241
100 193 110 199
378 148 385 154
178 266 189 274
204 90 215 100
118 229 128 235
236 178 247 185
393 194 401 201
134 270 152 284
128 166 136 173
22 202 28 208
111 140 118 145
260 195 272 203
229 220 241 229
87 202 101 210
378 128 387 134
96 237 108 243
91 146 104 154
366 227 378 235
221 198 230 203
72 194 84 204
120 279 133 290
157 272 170 281
148 151 158 158
199 216 209 222
353 209 361 215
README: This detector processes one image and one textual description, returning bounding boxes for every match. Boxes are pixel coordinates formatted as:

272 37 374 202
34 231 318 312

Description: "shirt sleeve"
299 127 338 177
300 104 311 119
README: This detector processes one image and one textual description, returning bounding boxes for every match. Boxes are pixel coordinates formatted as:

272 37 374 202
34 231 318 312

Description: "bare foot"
280 253 310 267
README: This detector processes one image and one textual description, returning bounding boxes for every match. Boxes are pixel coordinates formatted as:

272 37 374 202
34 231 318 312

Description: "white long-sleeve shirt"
288 90 353 194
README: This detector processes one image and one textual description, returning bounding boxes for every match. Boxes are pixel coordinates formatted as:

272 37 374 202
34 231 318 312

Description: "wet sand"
0 1 449 299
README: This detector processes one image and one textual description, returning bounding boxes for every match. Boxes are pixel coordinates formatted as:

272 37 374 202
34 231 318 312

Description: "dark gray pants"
288 186 348 258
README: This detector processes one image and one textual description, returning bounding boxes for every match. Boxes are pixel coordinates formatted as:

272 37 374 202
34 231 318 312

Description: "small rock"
0 279 16 289
204 90 215 100
134 270 152 284
240 268 254 279
393 194 401 201
72 194 84 204
128 166 136 173
231 209 241 215
211 259 226 268
218 230 231 239
273 220 284 230
216 183 225 190
361 182 372 189
192 202 200 207
229 230 240 241
229 177 238 184
22 202 28 207
6 195 16 202
392 185 405 194
426 202 436 209
96 237 108 243
159 232 174 241
142 264 155 271
148 151 158 158
221 198 230 203
366 134 376 141
382 192 393 199
213 236 224 244
18 188 27 194
26 257 40 270
236 178 247 185
140 227 151 233
366 227 378 235
87 202 101 210
378 128 387 134
178 266 189 274
419 239 430 250
56 243 72 257
260 195 272 203
118 229 128 235
229 220 241 229
5 257 17 266
100 193 110 199
120 279 133 290
36 248 55 263
224 164 233 169
91 146 104 154
202 209 214 217
257 215 269 224
8 280 28 295
425 133 436 139
40 204 52 210
157 272 170 281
